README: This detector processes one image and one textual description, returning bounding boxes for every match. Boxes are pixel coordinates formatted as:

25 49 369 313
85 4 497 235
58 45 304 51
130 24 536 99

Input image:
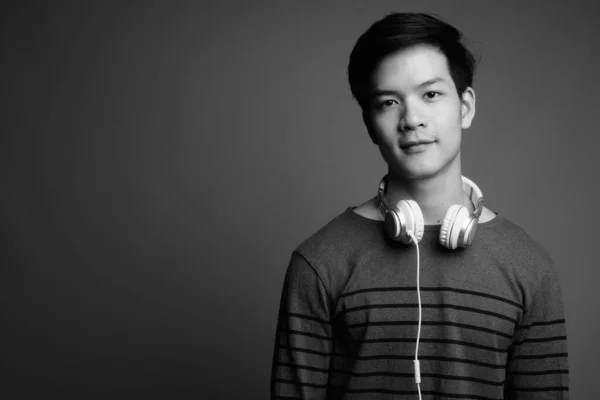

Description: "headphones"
376 174 484 249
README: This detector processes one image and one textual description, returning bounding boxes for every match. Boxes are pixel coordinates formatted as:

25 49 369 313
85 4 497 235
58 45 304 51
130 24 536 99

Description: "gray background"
1 1 598 398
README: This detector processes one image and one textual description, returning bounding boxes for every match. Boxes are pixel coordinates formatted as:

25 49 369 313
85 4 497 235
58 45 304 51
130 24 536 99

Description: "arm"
270 251 333 400
505 265 570 399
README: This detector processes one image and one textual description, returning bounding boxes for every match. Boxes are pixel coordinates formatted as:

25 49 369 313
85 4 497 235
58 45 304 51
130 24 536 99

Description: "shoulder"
478 216 567 326
352 196 382 220
460 214 560 311
290 207 383 295
478 214 555 278
295 206 379 263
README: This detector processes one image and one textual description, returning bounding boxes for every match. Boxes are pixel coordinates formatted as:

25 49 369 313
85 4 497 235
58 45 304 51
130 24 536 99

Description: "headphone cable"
408 231 423 400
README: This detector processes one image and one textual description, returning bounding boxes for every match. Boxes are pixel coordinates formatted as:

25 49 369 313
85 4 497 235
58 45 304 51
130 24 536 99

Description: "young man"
271 13 569 400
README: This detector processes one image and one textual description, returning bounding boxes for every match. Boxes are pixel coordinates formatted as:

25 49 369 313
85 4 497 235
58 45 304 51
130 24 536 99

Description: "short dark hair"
348 13 477 109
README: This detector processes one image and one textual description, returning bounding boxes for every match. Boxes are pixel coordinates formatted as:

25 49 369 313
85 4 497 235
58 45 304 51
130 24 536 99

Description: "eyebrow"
370 77 448 97
416 77 446 88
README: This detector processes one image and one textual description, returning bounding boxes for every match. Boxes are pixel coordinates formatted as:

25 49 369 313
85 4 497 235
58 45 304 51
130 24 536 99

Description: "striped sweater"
271 207 569 399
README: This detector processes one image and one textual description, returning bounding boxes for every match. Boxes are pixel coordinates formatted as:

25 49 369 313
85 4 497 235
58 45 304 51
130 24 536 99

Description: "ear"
362 108 378 145
460 87 476 129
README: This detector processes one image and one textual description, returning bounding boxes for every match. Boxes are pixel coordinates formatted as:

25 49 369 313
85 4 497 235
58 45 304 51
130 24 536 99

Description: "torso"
288 208 545 399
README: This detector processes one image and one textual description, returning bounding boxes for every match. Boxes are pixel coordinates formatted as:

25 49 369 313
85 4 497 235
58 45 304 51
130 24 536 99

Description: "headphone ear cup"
397 200 424 243
384 208 404 241
439 204 471 249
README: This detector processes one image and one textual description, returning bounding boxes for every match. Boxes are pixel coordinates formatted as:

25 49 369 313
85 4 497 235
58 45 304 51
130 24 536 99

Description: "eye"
424 91 441 100
377 99 398 110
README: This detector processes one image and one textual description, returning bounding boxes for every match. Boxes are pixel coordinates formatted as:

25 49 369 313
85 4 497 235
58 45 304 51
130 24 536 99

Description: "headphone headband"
461 176 484 218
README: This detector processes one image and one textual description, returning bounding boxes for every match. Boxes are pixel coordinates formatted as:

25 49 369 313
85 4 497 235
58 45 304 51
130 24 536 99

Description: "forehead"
371 44 453 89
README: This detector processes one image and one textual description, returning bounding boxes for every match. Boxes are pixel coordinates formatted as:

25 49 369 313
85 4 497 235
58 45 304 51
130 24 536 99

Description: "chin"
388 150 461 181
391 166 440 181
387 158 441 179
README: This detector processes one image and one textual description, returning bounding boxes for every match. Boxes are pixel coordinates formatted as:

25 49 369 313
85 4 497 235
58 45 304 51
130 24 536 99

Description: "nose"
398 101 426 132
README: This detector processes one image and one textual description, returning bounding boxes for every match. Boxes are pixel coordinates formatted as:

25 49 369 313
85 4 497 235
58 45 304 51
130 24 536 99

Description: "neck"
383 168 474 225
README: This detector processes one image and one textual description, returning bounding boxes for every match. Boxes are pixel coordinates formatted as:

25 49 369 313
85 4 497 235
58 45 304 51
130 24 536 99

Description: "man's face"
363 44 475 180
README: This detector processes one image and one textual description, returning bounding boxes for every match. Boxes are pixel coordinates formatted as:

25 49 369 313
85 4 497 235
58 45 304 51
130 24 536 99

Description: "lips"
399 140 435 149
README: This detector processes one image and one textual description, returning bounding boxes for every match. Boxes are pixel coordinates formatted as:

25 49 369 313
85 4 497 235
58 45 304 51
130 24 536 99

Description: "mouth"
400 140 436 151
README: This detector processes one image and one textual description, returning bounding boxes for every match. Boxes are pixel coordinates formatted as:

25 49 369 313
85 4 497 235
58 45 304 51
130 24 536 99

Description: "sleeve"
505 264 570 399
270 251 334 400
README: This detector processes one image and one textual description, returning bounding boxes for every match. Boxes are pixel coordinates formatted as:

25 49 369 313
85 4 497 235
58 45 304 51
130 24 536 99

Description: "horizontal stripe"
517 319 565 330
356 337 507 353
279 311 330 325
276 381 505 399
422 373 503 386
278 380 504 399
510 352 568 360
343 371 503 387
422 390 502 399
277 361 330 374
340 286 522 309
348 320 513 339
341 303 516 323
279 346 509 368
278 361 504 386
351 354 506 369
513 335 567 345
276 378 327 389
274 396 302 400
342 388 502 400
512 386 568 392
508 369 568 376
277 344 332 357
278 328 333 341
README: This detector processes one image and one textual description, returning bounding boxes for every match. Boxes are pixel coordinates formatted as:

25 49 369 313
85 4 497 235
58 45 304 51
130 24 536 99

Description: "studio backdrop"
1 1 598 398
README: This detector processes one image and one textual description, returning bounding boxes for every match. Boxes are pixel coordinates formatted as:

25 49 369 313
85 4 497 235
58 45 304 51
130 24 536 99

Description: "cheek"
438 108 463 136
372 113 399 136
445 120 462 141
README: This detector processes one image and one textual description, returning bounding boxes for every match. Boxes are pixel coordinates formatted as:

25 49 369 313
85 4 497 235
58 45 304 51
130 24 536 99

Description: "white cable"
407 231 423 400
